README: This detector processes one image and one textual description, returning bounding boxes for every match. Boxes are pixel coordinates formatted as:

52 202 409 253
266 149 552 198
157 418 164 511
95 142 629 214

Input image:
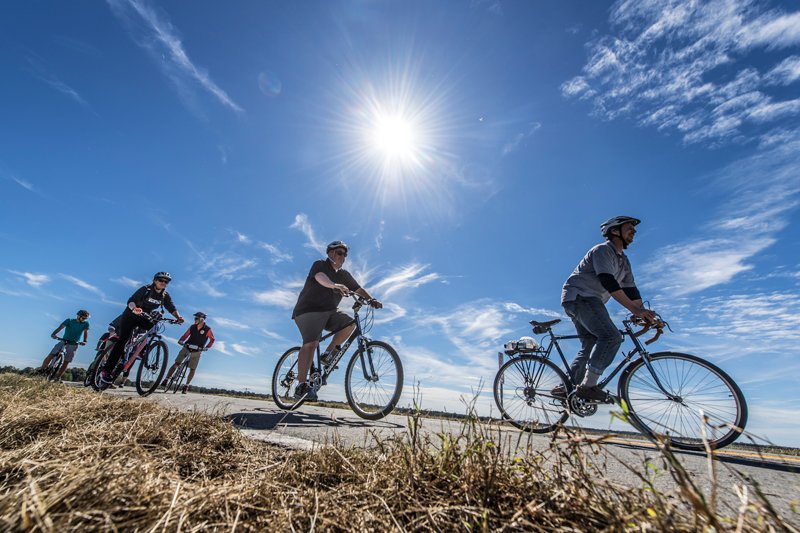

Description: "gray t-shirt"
561 241 635 304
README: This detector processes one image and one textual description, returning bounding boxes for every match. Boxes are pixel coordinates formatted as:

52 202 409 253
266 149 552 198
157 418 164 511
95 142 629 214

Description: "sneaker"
181 385 188 394
320 352 332 366
551 385 568 400
293 382 317 401
576 385 611 403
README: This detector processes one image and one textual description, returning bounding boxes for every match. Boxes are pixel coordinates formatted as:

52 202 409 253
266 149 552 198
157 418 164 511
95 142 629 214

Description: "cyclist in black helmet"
291 240 382 400
162 311 216 393
559 216 657 402
100 272 184 384
39 310 90 381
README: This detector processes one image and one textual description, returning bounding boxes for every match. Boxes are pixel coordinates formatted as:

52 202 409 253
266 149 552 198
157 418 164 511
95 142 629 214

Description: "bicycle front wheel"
618 352 747 450
272 347 303 410
136 341 168 396
493 355 571 433
46 353 64 381
345 341 403 420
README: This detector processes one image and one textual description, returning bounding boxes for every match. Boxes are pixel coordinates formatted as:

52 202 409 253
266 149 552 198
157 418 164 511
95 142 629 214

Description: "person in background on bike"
162 311 215 393
560 216 657 402
100 272 184 384
291 240 382 401
40 310 90 381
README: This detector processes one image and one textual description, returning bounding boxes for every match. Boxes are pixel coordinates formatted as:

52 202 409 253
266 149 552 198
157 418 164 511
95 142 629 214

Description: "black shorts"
294 310 354 344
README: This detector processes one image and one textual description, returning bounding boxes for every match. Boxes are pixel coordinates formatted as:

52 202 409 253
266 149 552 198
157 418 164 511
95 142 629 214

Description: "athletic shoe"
576 385 611 403
181 385 188 394
293 382 317 401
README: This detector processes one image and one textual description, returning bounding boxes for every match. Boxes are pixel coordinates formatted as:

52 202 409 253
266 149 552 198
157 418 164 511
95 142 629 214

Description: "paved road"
107 387 800 523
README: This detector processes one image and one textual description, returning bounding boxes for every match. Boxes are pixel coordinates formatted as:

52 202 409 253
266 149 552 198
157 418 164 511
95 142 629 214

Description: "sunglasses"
156 278 170 284
334 250 347 257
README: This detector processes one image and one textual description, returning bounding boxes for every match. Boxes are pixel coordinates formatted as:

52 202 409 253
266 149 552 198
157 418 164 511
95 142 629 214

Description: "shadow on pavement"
224 409 405 430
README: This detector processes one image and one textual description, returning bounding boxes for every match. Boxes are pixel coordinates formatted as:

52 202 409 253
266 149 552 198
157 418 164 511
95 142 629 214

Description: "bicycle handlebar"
628 314 672 345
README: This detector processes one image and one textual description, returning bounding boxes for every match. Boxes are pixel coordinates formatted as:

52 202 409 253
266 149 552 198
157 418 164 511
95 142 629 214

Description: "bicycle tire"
136 340 168 397
90 349 112 392
172 363 188 394
272 347 305 410
344 340 403 420
493 355 571 433
618 351 747 450
46 352 64 381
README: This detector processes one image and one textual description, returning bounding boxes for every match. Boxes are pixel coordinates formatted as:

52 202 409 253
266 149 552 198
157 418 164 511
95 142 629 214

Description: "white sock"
581 371 601 388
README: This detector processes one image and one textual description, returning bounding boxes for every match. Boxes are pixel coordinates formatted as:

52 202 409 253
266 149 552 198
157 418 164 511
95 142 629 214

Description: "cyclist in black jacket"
100 272 184 383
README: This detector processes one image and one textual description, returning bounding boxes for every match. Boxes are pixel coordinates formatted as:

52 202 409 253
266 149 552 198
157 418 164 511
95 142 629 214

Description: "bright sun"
371 115 416 158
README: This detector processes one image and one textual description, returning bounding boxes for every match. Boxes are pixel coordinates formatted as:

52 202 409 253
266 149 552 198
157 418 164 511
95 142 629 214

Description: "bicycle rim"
619 352 747 450
47 355 63 380
136 341 168 396
493 355 570 433
272 347 303 410
345 341 403 420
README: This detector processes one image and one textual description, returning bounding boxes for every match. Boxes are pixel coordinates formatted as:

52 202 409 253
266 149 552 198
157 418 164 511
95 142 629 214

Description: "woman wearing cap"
290 241 382 401
100 272 184 384
162 311 215 393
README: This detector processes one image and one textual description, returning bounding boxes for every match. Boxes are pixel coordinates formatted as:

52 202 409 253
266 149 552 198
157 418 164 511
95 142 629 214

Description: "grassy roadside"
0 373 796 531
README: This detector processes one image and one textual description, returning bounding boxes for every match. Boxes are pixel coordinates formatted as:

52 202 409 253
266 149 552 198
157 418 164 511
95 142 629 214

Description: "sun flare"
371 114 416 158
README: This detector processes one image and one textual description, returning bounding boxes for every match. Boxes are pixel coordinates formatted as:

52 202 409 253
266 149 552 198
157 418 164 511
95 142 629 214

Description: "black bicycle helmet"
77 309 90 318
153 271 172 282
326 240 349 253
194 311 207 319
600 216 641 238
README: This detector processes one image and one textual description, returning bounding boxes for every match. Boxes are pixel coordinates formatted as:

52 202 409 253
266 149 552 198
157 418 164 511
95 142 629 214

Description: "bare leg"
55 361 69 380
186 368 196 385
164 363 178 381
297 340 319 383
324 324 355 354
40 354 54 371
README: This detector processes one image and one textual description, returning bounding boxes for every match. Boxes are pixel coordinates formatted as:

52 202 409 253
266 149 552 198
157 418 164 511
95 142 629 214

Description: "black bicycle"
42 337 75 381
493 316 747 450
271 295 404 420
162 346 205 393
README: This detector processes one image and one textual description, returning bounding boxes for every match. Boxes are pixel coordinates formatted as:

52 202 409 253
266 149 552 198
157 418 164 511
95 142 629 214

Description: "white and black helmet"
326 240 349 253
600 216 641 238
153 271 172 282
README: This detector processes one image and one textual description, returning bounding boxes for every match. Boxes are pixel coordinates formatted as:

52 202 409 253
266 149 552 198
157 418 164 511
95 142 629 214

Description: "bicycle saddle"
529 319 561 328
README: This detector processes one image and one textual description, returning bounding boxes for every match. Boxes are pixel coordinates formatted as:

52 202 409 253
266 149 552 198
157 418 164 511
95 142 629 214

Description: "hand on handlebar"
333 284 351 296
51 334 57 340
175 316 185 324
79 341 87 346
132 307 143 315
369 299 383 309
632 307 657 324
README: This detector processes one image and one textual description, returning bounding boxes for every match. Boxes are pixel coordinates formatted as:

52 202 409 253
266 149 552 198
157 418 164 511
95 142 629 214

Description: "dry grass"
0 373 795 532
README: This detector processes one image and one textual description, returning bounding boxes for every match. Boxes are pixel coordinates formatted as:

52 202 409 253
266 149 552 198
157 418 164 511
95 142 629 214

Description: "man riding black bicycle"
40 310 90 382
559 216 656 402
100 272 184 384
161 311 215 393
291 240 381 401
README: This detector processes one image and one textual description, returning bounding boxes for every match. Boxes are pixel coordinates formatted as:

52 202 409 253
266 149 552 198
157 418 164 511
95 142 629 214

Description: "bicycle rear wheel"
172 363 188 394
618 352 747 450
136 341 168 397
344 341 403 420
272 347 304 410
493 355 571 433
45 352 64 381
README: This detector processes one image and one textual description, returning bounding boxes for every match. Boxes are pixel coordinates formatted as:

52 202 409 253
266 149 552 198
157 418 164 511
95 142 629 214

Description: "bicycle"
162 346 206 393
91 310 178 396
493 315 747 450
41 337 76 381
85 337 117 388
271 294 404 420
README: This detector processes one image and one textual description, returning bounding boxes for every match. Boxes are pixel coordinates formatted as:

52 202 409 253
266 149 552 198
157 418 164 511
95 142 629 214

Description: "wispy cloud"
212 317 251 330
252 288 298 309
25 53 90 108
60 274 105 296
230 342 259 357
370 263 442 299
563 0 800 146
642 133 800 295
107 0 243 114
501 121 541 156
112 276 142 289
290 213 325 254
257 242 293 264
9 270 50 288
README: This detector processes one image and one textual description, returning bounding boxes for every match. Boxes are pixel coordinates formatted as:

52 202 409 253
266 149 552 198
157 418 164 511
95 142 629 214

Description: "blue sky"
1 0 799 445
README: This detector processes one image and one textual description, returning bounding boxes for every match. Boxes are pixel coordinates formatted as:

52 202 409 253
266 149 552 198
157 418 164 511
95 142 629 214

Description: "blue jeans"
562 295 623 384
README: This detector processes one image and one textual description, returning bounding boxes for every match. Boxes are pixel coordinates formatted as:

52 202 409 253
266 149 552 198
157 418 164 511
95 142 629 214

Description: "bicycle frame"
120 319 166 373
534 319 679 400
312 299 375 383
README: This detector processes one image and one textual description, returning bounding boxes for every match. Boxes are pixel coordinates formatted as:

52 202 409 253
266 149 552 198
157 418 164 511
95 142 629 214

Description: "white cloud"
9 270 50 288
107 0 243 114
231 342 259 357
112 276 142 288
501 121 541 156
257 242 293 264
60 274 104 296
212 317 251 330
290 213 325 254
11 176 36 192
370 263 442 299
25 53 90 108
253 288 297 309
563 0 800 146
